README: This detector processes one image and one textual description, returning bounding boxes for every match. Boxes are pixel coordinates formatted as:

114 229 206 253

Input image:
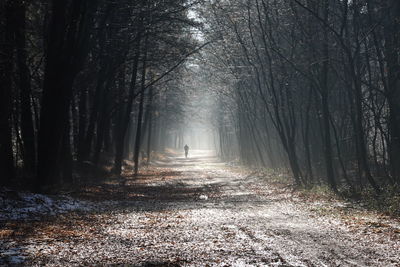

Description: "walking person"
184 144 189 158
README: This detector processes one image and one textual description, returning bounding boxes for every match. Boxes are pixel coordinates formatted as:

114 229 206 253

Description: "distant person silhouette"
184 144 189 158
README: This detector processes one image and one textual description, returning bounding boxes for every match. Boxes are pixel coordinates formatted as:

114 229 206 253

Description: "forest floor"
1 150 400 266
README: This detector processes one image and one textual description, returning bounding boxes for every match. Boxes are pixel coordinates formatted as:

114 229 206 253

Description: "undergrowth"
251 166 400 217
358 186 400 216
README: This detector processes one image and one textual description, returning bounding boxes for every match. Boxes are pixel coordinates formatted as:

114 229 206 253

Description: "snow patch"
0 188 94 221
0 245 27 265
199 194 208 200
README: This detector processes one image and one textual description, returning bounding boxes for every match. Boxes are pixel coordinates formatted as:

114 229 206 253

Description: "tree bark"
146 85 154 164
133 37 148 176
114 32 142 175
0 0 16 185
35 0 88 192
384 0 400 183
13 0 36 175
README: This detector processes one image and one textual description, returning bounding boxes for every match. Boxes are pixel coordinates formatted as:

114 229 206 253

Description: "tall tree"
0 0 16 185
13 0 36 175
36 0 97 191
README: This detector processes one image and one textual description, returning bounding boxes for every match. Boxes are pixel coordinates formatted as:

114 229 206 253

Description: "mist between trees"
0 0 400 197
196 0 400 196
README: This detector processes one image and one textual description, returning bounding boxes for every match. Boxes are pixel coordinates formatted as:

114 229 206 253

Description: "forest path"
3 150 400 266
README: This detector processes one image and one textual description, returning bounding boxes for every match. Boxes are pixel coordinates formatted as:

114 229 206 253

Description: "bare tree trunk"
146 85 154 164
36 0 94 192
61 111 73 184
81 65 109 161
114 32 142 174
317 0 337 192
133 36 148 175
0 0 15 185
13 0 36 175
77 87 88 162
384 0 400 183
93 77 113 166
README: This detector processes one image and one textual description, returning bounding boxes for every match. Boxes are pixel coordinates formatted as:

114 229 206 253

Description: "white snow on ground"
0 188 94 221
0 188 96 265
0 247 25 264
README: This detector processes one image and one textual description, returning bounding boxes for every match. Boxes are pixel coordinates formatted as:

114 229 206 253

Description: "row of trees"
201 0 400 193
0 0 199 192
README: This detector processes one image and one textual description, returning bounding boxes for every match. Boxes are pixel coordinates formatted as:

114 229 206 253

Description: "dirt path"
1 150 399 266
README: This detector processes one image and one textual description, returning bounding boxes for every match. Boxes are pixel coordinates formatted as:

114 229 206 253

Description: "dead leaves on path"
2 162 400 266
1 213 100 243
73 169 188 202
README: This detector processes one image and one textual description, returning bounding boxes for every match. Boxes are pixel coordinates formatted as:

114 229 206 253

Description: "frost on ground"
0 188 94 221
0 188 95 265
1 150 399 266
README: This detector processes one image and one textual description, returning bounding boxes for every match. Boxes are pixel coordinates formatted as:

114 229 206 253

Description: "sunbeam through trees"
0 0 399 265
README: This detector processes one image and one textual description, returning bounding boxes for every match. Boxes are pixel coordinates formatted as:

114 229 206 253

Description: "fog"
169 62 217 152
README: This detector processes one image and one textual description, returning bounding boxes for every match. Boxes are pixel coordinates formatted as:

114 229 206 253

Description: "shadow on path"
3 150 399 266
71 149 270 213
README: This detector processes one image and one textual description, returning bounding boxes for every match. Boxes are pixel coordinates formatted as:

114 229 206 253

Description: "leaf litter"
1 150 399 266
